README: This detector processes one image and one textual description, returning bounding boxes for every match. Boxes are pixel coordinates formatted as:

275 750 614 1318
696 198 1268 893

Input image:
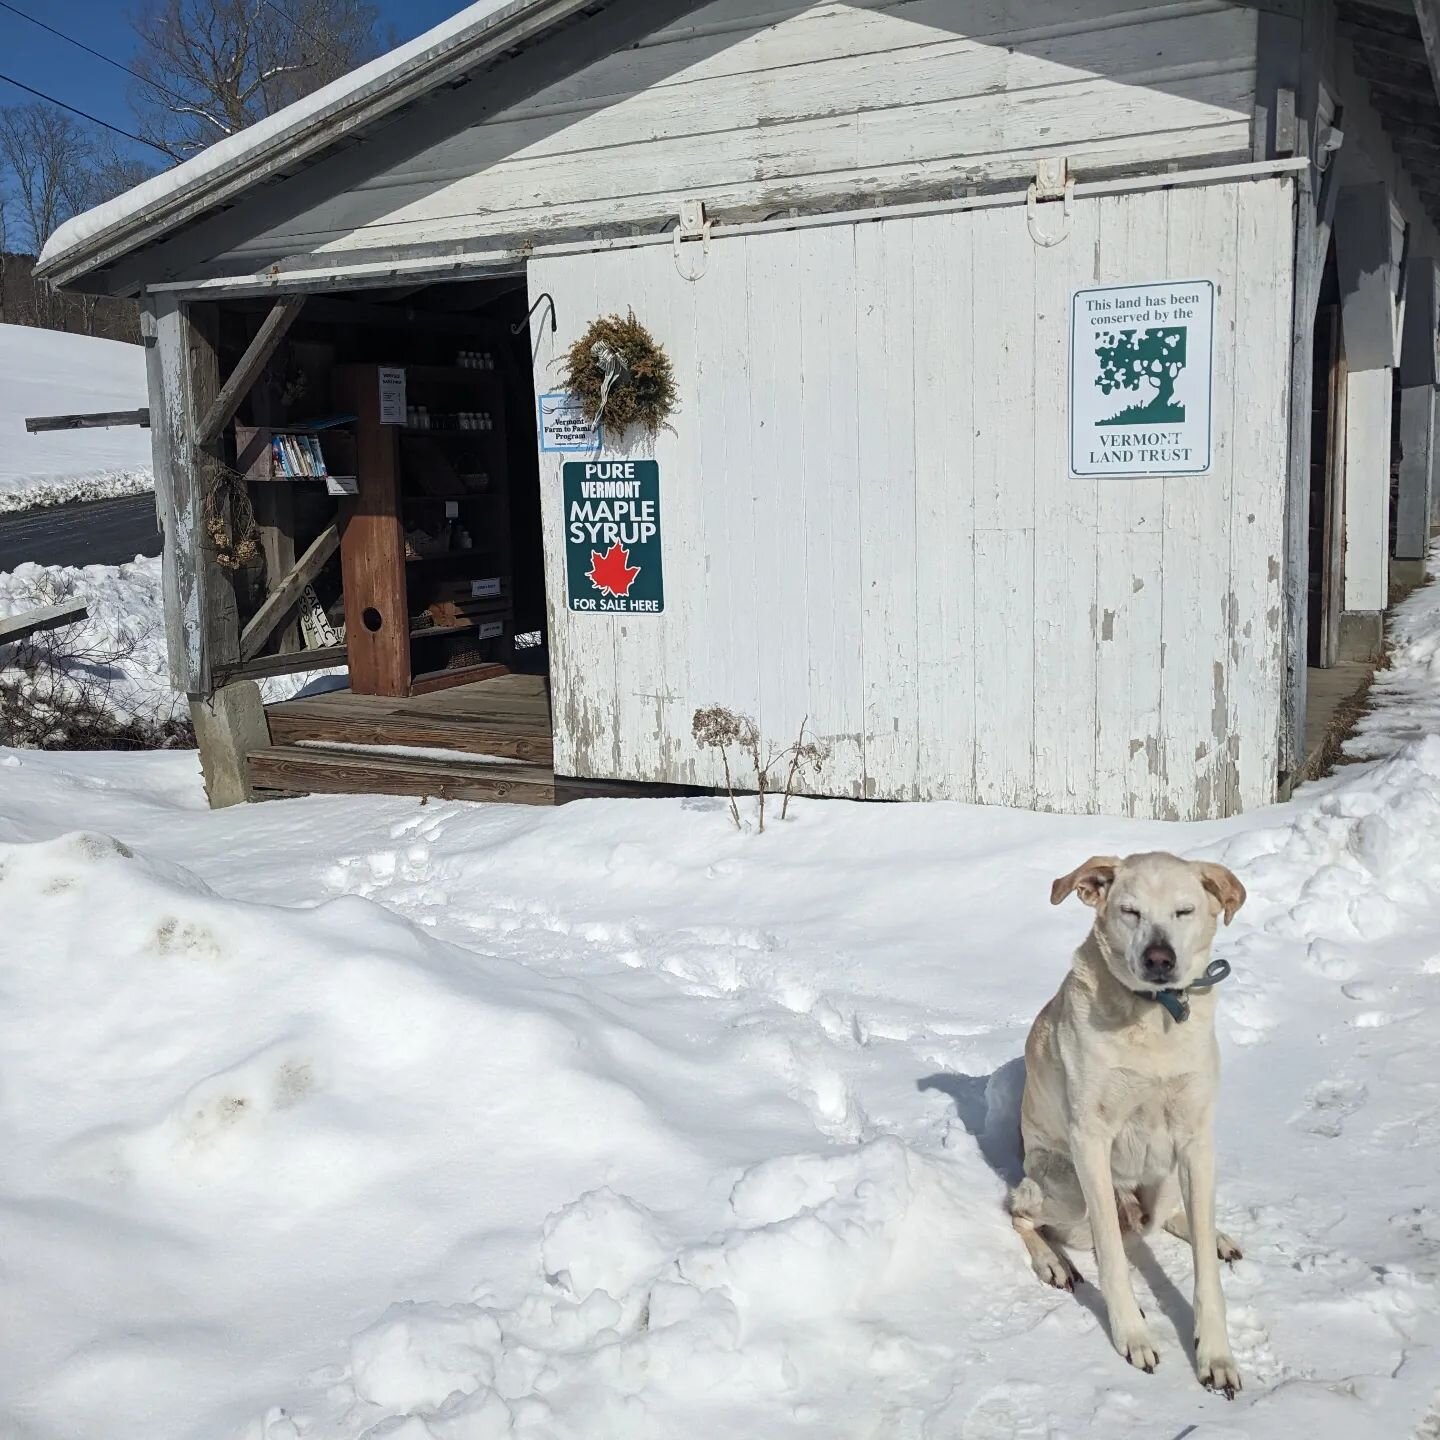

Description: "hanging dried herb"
202 459 261 571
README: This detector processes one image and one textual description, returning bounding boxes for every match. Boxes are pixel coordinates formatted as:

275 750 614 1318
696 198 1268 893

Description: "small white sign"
378 366 407 426
477 619 505 640
470 576 502 599
444 500 459 519
538 392 600 452
1070 279 1214 476
325 474 359 497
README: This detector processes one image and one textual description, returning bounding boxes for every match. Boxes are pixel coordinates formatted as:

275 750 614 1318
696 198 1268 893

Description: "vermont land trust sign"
563 460 664 613
1069 279 1215 477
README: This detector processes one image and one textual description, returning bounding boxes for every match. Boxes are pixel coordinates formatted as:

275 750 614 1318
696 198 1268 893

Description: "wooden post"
1334 183 1403 656
146 294 206 692
336 364 410 696
1396 384 1435 568
185 301 242 683
147 292 260 804
1342 368 1392 615
1396 254 1439 580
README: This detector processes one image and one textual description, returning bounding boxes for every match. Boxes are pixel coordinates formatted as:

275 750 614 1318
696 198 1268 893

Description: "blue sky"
0 0 468 163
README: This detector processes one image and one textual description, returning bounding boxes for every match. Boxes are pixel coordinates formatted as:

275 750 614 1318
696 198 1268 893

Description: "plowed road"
0 495 160 571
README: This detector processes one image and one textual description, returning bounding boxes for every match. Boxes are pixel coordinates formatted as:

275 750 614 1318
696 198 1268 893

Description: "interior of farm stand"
213 276 563 803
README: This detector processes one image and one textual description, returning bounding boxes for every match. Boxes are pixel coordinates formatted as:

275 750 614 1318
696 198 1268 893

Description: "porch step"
266 688 553 764
247 744 556 805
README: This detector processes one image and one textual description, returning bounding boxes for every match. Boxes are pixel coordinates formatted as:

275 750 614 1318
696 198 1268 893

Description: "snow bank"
1346 542 1440 763
0 324 152 513
0 557 333 742
0 557 179 732
2 565 1440 1438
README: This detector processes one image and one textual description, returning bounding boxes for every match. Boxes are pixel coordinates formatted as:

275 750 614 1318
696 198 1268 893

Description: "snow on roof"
37 0 538 284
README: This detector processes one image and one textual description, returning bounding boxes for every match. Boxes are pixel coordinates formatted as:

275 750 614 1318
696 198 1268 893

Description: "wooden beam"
247 744 555 805
1366 85 1440 125
1341 23 1427 59
1352 43 1436 96
194 295 305 448
0 600 88 645
238 521 339 661
1339 0 1423 38
25 409 149 432
1410 0 1440 108
216 643 347 683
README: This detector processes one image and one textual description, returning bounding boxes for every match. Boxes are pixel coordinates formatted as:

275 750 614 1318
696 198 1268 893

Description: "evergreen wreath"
560 310 677 440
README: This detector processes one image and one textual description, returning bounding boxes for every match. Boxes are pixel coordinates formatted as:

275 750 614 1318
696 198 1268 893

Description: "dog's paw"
1113 1322 1160 1373
1032 1249 1083 1292
1197 1347 1241 1399
1216 1231 1243 1264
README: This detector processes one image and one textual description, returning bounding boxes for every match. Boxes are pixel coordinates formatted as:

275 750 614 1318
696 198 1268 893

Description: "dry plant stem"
781 714 809 820
719 746 741 830
746 730 767 833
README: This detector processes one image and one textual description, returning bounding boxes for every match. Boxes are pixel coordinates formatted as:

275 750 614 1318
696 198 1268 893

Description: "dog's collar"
1149 959 1232 1023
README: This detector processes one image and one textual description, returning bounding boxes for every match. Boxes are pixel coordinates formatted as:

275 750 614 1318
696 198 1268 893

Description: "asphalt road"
0 494 161 572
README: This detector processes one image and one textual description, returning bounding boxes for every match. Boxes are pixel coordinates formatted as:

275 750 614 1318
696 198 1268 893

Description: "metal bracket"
1027 158 1074 247
674 197 712 280
1033 156 1069 201
678 197 708 238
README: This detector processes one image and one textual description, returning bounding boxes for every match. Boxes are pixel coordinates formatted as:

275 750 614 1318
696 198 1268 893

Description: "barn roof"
35 0 581 288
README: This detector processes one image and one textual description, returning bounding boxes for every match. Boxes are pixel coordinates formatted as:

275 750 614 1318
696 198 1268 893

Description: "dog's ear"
1050 856 1121 909
1194 861 1246 925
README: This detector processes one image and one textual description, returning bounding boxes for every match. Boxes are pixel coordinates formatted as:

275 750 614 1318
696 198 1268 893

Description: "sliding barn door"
530 175 1294 819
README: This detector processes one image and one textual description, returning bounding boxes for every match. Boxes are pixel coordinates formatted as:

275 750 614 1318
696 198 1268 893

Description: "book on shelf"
270 432 331 479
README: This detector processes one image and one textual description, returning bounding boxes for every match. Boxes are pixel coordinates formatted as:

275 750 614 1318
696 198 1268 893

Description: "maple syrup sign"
563 460 665 614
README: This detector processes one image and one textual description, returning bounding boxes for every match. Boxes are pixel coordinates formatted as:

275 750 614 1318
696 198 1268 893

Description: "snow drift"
2 559 1440 1439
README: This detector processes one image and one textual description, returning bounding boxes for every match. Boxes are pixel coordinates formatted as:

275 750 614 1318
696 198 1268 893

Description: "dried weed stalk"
692 706 830 832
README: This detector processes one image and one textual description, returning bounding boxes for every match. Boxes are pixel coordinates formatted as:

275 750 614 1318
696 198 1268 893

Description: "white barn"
37 0 1440 818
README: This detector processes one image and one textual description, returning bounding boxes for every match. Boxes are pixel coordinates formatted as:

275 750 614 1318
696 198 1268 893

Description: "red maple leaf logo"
586 540 640 597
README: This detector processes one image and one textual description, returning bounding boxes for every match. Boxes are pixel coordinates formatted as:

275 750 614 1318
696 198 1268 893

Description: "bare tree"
0 104 96 253
0 197 9 325
131 0 384 157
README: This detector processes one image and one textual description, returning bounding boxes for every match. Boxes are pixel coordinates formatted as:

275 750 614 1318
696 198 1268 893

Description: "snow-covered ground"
0 556 184 736
0 557 332 741
3 562 1440 1440
0 324 152 514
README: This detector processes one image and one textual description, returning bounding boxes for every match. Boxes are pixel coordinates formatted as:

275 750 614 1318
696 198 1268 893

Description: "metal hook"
512 292 557 336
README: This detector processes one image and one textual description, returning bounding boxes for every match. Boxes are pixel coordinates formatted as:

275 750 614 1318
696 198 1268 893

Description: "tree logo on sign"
1094 326 1187 424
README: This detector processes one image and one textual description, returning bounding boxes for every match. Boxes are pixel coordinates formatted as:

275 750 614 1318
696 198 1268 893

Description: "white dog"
1009 851 1245 1397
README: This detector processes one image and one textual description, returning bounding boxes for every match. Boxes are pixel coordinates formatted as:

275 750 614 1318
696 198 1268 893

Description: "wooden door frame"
1321 325 1347 669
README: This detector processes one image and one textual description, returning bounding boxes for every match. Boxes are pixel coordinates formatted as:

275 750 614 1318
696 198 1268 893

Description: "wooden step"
266 698 553 764
247 744 555 805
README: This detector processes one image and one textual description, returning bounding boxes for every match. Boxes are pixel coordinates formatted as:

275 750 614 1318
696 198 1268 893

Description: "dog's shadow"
917 1063 1198 1358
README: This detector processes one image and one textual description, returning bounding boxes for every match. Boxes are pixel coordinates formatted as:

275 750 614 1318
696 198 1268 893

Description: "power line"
0 0 190 113
0 71 173 155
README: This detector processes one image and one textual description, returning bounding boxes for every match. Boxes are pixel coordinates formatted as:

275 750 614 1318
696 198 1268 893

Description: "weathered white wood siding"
226 0 1257 268
1342 368 1392 614
531 174 1296 820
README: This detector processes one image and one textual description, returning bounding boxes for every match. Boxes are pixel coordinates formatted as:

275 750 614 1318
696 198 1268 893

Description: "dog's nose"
1142 942 1177 981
